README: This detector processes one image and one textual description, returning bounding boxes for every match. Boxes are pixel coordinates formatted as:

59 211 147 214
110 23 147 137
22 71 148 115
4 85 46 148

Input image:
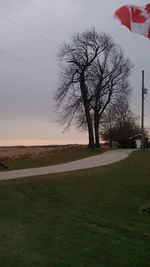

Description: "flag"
115 3 150 39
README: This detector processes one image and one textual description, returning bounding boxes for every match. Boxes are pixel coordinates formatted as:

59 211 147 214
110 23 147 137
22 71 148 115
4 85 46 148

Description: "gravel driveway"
0 149 134 181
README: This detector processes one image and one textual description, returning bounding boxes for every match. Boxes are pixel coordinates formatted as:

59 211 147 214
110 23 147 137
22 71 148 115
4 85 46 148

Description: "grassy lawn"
0 146 104 171
0 150 150 266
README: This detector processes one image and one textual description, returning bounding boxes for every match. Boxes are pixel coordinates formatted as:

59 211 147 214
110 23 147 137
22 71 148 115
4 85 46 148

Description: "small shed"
129 134 149 149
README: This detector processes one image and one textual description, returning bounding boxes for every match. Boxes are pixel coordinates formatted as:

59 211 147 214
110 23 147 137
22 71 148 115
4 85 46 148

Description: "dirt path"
0 149 134 181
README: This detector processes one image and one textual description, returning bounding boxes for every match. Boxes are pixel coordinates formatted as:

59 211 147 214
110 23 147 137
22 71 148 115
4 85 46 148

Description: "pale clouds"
0 0 149 145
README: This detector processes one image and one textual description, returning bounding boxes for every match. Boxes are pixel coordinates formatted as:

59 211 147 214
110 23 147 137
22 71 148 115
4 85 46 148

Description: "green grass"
0 146 104 171
0 150 150 266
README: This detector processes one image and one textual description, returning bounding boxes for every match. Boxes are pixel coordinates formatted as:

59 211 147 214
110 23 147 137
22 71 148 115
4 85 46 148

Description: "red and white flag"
115 3 150 39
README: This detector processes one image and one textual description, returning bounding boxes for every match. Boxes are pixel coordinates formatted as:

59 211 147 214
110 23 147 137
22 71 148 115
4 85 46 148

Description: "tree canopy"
55 29 133 148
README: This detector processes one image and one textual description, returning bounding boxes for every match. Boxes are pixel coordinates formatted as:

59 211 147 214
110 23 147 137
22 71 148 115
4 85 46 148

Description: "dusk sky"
0 0 150 146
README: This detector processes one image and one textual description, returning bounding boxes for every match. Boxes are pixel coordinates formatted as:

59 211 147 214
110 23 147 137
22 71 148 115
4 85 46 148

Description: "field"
0 145 81 159
0 150 149 266
0 145 104 171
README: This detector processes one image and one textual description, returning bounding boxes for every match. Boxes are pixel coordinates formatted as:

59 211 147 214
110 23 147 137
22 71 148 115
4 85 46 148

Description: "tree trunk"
94 112 100 148
109 127 113 148
80 74 95 149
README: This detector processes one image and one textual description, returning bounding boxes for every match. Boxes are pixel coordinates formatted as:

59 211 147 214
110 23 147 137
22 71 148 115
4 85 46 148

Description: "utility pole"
141 70 145 150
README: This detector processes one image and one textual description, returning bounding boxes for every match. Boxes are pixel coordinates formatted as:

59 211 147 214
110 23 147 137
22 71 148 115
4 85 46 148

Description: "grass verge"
0 146 104 171
0 150 149 266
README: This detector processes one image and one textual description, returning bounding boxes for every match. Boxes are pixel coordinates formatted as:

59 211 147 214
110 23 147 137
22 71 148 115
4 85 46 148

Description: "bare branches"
55 29 133 148
101 96 140 148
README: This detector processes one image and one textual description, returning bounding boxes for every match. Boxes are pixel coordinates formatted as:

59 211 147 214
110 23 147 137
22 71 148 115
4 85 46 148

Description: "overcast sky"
0 0 150 146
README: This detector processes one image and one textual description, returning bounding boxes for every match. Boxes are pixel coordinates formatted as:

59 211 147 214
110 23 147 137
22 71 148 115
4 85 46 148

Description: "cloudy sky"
0 0 150 146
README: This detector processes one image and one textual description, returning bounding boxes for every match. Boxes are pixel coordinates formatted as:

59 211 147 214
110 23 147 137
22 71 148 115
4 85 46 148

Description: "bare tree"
55 29 133 148
89 47 133 147
101 95 141 148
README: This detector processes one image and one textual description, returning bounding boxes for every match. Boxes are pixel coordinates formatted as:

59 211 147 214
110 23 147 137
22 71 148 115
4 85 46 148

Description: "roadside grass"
0 146 104 171
0 150 150 266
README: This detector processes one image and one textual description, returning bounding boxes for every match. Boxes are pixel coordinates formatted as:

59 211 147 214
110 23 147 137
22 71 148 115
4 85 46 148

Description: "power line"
0 49 54 73
0 12 52 43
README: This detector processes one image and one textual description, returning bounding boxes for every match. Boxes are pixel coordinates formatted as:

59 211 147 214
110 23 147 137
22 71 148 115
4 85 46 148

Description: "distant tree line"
55 28 136 148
